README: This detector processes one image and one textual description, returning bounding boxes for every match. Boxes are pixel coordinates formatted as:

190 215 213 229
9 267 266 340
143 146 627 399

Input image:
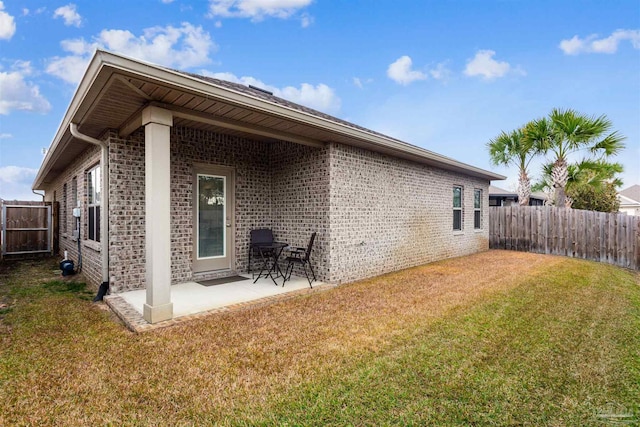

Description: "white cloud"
0 166 37 185
464 50 514 80
208 0 312 21
559 29 640 55
47 23 216 85
300 12 313 28
0 61 51 114
0 133 12 139
53 3 82 27
559 36 586 55
0 1 16 40
429 61 451 81
46 54 89 85
202 70 341 114
352 77 373 89
161 0 175 3
387 55 426 85
0 166 40 201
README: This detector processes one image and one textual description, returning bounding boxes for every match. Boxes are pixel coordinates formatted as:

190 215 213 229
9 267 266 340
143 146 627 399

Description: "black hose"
76 230 82 273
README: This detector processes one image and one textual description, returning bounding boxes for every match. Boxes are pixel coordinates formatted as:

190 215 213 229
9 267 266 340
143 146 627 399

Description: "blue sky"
0 0 638 200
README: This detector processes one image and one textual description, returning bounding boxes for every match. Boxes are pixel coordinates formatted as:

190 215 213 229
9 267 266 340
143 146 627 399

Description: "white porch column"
142 106 174 323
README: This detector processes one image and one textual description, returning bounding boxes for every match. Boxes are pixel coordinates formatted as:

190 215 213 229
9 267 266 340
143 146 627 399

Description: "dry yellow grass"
0 251 636 425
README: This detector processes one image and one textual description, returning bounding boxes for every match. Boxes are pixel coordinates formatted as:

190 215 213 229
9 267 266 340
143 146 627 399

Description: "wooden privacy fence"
1 200 57 258
489 206 640 270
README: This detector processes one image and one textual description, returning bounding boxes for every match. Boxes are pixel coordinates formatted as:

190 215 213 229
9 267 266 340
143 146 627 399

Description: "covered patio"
105 274 329 332
35 50 337 324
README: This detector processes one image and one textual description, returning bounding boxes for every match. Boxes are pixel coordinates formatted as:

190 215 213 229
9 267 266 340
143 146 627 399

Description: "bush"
568 182 620 213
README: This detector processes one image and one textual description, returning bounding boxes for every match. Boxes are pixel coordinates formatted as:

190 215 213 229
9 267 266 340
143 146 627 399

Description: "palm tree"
569 159 624 189
487 127 537 205
526 108 625 207
533 159 624 208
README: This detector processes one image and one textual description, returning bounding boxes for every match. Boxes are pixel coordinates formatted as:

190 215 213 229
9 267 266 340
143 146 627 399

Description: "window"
474 189 482 229
453 186 463 231
72 177 79 236
87 166 101 242
62 183 68 234
72 177 78 207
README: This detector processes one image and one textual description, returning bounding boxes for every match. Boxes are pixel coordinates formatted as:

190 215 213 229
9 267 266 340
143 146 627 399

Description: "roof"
489 185 513 196
619 184 640 203
34 50 505 189
618 194 640 207
489 185 547 201
177 69 393 141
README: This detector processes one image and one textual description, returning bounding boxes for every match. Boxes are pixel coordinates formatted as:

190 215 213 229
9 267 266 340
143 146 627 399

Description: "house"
618 185 640 216
33 50 504 323
488 185 546 206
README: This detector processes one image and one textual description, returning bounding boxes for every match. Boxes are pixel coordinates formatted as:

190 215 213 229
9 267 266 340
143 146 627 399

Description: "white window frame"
196 173 227 260
87 165 101 242
62 183 68 234
474 189 482 229
453 186 463 231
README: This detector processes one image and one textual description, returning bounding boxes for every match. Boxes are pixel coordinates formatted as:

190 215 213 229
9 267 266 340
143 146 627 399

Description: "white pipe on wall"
69 123 109 285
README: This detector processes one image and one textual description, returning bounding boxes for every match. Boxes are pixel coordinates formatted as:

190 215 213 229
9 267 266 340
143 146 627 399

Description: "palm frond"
589 130 626 156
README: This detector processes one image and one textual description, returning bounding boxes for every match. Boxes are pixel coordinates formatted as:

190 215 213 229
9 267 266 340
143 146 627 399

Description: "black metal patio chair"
283 232 317 288
248 228 274 277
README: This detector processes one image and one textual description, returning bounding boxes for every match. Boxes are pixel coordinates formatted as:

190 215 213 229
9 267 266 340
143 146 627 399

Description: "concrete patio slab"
104 274 331 332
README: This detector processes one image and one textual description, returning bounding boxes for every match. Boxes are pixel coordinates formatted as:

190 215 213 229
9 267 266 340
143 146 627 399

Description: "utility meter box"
72 207 81 218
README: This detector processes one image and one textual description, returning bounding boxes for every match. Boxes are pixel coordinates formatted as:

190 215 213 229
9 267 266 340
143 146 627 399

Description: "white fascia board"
618 194 640 206
32 51 111 190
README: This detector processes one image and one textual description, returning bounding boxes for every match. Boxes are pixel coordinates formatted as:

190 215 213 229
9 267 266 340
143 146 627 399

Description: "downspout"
32 190 45 201
69 123 110 300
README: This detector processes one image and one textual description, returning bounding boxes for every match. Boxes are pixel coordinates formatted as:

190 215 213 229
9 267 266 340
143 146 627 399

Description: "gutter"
69 123 110 299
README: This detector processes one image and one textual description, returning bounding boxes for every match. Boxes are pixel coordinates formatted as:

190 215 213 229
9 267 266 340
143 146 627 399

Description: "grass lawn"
0 251 638 426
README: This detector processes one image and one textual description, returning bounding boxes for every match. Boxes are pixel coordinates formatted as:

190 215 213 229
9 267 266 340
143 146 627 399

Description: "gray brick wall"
44 144 104 288
107 127 327 292
327 142 489 284
170 127 273 282
57 125 490 293
270 142 330 281
107 130 146 292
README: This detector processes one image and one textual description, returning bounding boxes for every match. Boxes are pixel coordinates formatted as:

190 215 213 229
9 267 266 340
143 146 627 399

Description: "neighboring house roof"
618 194 640 206
488 185 547 201
33 50 505 189
619 184 640 204
489 185 515 197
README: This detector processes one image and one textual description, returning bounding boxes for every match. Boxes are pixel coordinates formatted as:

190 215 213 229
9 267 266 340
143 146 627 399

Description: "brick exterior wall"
44 144 103 288
327 142 490 284
271 142 330 281
106 127 330 292
50 125 490 293
107 130 146 292
170 127 273 284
